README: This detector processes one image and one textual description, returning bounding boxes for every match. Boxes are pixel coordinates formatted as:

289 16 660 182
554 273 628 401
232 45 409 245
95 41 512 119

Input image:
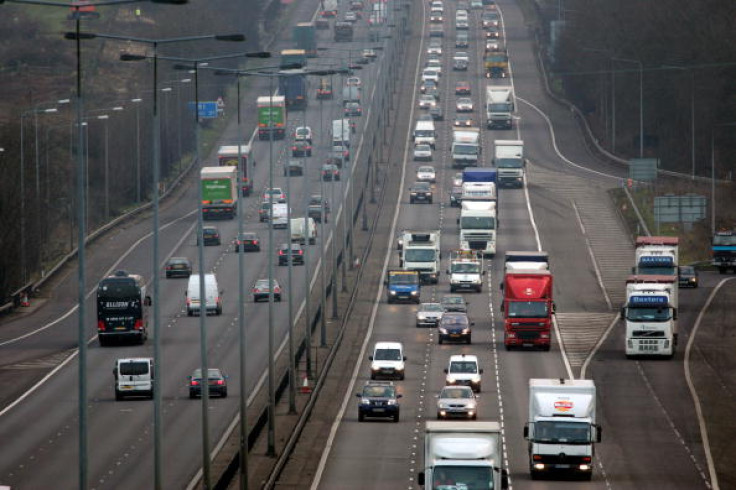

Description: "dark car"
450 185 463 207
253 278 282 302
356 381 402 422
233 232 260 252
188 368 228 398
409 181 433 204
438 312 474 344
441 294 468 313
199 226 221 246
165 257 192 278
344 102 363 116
678 265 699 288
258 201 272 222
429 106 444 121
317 78 333 99
455 81 471 95
278 243 305 266
284 159 305 176
291 140 312 157
321 163 341 181
308 194 330 223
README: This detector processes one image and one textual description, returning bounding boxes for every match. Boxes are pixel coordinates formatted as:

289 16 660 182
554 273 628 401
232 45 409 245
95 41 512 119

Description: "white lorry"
485 86 514 130
418 421 508 489
622 274 678 358
634 236 679 276
459 201 496 256
524 378 602 480
452 128 481 167
399 230 441 284
448 249 484 292
493 139 525 188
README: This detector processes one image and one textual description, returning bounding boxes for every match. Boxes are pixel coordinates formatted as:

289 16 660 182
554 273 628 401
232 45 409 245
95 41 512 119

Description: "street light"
612 57 643 158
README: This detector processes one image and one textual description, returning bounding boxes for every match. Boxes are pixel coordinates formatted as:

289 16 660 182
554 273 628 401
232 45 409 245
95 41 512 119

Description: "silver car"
416 302 444 327
436 385 478 420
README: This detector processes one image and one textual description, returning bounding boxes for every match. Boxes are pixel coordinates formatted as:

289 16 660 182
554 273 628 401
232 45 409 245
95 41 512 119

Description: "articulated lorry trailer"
524 378 602 480
418 421 508 490
257 95 287 140
292 23 317 57
201 166 238 220
622 274 678 358
633 236 679 276
216 145 254 196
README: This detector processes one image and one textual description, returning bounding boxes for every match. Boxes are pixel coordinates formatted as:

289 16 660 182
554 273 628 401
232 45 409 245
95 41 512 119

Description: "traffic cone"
20 293 30 308
300 375 312 394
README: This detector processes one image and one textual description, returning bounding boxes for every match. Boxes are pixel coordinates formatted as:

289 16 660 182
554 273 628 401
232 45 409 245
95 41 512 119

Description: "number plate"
556 464 571 469
372 408 385 413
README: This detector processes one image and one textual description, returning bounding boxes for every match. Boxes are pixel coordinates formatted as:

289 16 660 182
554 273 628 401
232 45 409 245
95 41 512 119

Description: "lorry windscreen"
495 157 522 168
713 234 736 246
637 265 677 276
461 217 495 230
489 103 511 112
454 144 478 155
453 263 480 273
431 466 492 489
534 421 590 444
405 249 436 262
507 301 548 318
626 306 671 321
415 130 434 137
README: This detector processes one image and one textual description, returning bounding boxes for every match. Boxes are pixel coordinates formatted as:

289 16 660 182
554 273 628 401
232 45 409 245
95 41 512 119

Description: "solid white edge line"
683 278 734 490
309 5 426 488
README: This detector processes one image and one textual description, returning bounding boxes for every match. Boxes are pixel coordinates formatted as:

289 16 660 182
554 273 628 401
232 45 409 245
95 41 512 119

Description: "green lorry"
201 166 238 220
257 95 287 140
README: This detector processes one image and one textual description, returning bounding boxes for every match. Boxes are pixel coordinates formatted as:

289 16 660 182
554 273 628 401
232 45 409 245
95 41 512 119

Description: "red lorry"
501 269 554 350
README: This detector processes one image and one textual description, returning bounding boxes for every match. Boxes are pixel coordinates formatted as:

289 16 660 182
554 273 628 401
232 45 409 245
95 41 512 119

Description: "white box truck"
622 275 678 358
413 120 437 149
290 217 317 245
459 201 496 256
399 230 441 284
452 128 481 167
332 118 352 148
485 86 514 129
418 421 508 489
524 378 602 480
634 236 679 276
493 139 525 188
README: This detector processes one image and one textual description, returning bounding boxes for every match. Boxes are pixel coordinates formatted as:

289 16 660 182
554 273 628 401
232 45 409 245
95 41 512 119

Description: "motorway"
0 0 401 487
310 0 716 489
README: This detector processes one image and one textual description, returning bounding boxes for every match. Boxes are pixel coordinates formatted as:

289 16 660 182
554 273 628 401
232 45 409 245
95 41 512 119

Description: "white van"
369 341 406 380
186 273 222 316
332 118 352 148
444 354 483 392
290 217 317 245
413 120 437 148
271 203 289 229
113 357 154 400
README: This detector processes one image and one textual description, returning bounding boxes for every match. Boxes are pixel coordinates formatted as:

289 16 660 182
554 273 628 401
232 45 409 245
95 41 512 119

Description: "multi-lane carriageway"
309 0 716 489
0 0 724 487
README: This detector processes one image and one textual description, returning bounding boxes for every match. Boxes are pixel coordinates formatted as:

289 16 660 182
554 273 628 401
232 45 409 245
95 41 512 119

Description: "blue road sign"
187 101 219 119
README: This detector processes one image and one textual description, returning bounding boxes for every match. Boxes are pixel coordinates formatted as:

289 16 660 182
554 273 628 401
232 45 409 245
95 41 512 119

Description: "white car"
456 97 474 112
454 51 470 63
455 9 469 19
262 187 286 202
453 172 463 187
444 354 483 392
427 44 442 56
294 126 313 143
362 48 377 58
455 18 469 29
421 68 440 83
346 76 362 87
425 59 442 74
437 385 478 420
369 341 406 380
416 165 437 182
430 12 443 22
486 40 504 52
430 1 443 12
418 95 438 109
416 302 444 327
413 144 433 161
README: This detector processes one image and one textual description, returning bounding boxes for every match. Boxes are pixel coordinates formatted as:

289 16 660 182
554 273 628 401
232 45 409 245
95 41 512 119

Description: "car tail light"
279 250 285 255
274 287 281 293
134 319 144 330
298 250 304 255
532 454 543 461
191 380 200 386
215 380 224 385
166 266 172 270
97 321 105 332
252 288 258 293
582 456 592 463
253 240 259 244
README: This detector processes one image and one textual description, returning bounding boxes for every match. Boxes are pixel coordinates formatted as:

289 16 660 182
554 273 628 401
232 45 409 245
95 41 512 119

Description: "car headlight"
438 402 448 409
371 366 380 371
446 376 456 383
361 398 370 404
472 375 481 383
387 399 397 405
411 291 418 296
439 328 448 334
462 328 470 334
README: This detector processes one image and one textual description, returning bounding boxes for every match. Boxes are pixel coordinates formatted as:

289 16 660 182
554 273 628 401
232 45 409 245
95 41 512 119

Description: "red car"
455 81 471 95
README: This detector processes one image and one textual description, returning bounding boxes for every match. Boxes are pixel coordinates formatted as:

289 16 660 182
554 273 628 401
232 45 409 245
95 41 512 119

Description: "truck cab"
459 201 496 256
622 274 678 358
501 269 554 350
385 269 420 303
712 230 736 273
399 231 441 284
634 236 679 276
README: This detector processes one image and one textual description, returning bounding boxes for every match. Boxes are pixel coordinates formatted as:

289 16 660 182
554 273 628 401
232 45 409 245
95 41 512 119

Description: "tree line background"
0 0 278 302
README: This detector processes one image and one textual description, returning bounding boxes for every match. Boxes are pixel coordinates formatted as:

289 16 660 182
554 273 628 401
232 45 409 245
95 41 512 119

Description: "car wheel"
115 390 124 401
467 336 472 344
216 306 222 316
189 391 197 399
393 413 400 423
187 309 193 317
370 373 376 380
399 373 405 380
276 295 282 302
410 198 415 204
438 337 443 345
221 389 228 398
